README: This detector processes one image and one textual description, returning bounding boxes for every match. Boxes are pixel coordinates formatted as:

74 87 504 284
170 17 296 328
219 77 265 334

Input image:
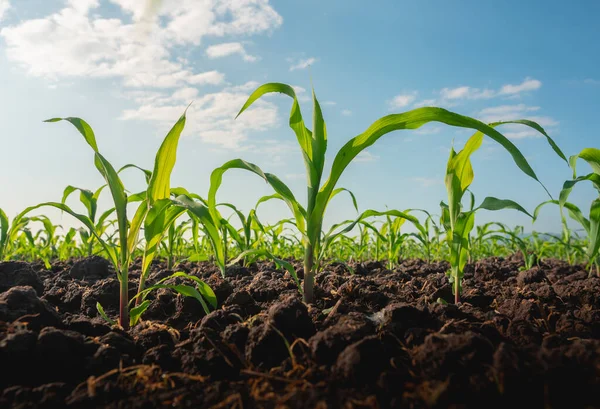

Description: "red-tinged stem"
119 266 129 330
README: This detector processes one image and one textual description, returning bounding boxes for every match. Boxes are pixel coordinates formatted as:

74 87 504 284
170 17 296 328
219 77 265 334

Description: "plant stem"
303 243 314 303
135 274 146 307
119 266 129 330
453 267 461 304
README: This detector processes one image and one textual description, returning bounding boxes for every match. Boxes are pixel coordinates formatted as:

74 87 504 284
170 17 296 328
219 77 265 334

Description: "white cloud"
243 139 296 166
170 87 199 102
477 104 558 139
355 150 379 162
478 104 552 124
440 86 470 100
413 99 437 108
415 125 441 135
341 109 352 116
419 77 543 106
206 42 258 62
0 1 283 151
479 104 540 118
389 92 417 109
0 0 281 87
322 101 337 106
498 77 542 95
290 85 311 102
289 57 316 71
411 177 441 188
440 86 495 100
584 78 600 85
121 81 279 150
502 130 541 140
284 173 304 180
292 85 306 94
0 0 10 20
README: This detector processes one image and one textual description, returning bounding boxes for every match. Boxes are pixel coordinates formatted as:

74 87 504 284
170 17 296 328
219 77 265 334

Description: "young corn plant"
484 224 539 270
561 148 600 276
441 121 567 303
42 111 215 329
210 83 571 303
321 209 421 270
535 148 600 276
0 207 38 261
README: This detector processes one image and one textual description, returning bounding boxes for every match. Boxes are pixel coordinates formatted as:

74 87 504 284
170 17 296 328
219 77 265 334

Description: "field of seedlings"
1 84 599 408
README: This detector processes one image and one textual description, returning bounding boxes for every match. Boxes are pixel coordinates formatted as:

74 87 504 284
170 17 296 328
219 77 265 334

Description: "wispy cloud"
584 78 600 85
289 57 317 71
411 177 441 188
479 104 540 118
206 42 258 62
440 86 495 100
284 173 304 180
478 104 558 139
413 77 543 107
415 125 441 135
0 0 10 21
121 81 280 150
341 109 352 116
498 78 542 95
290 85 311 102
355 150 379 162
413 99 437 108
389 92 417 109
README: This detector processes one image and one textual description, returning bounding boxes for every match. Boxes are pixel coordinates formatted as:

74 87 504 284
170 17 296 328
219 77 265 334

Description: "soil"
1 254 600 408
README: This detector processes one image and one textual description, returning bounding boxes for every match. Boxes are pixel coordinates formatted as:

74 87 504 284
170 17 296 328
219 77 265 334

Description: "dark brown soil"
1 254 600 408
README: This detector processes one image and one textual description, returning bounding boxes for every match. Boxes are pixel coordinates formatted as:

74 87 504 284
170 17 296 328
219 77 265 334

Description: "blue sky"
0 0 598 234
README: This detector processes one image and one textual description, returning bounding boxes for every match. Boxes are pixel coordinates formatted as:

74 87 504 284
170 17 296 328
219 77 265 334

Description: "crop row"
1 82 598 329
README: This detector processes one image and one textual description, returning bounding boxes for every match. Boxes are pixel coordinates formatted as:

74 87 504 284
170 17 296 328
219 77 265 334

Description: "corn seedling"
213 83 571 303
441 121 567 303
40 111 215 329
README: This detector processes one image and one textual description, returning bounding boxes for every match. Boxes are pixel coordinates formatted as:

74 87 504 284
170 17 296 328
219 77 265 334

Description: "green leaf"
309 108 550 247
173 194 225 275
490 120 568 164
96 302 117 326
330 187 359 213
321 209 422 258
208 159 307 235
118 164 152 184
16 201 118 269
47 118 129 269
129 300 151 327
168 272 218 309
237 83 313 161
147 107 188 203
577 148 600 175
560 173 600 205
588 199 600 261
141 200 186 276
45 117 98 151
127 202 149 257
62 186 95 220
477 197 533 218
0 208 8 259
136 283 212 315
